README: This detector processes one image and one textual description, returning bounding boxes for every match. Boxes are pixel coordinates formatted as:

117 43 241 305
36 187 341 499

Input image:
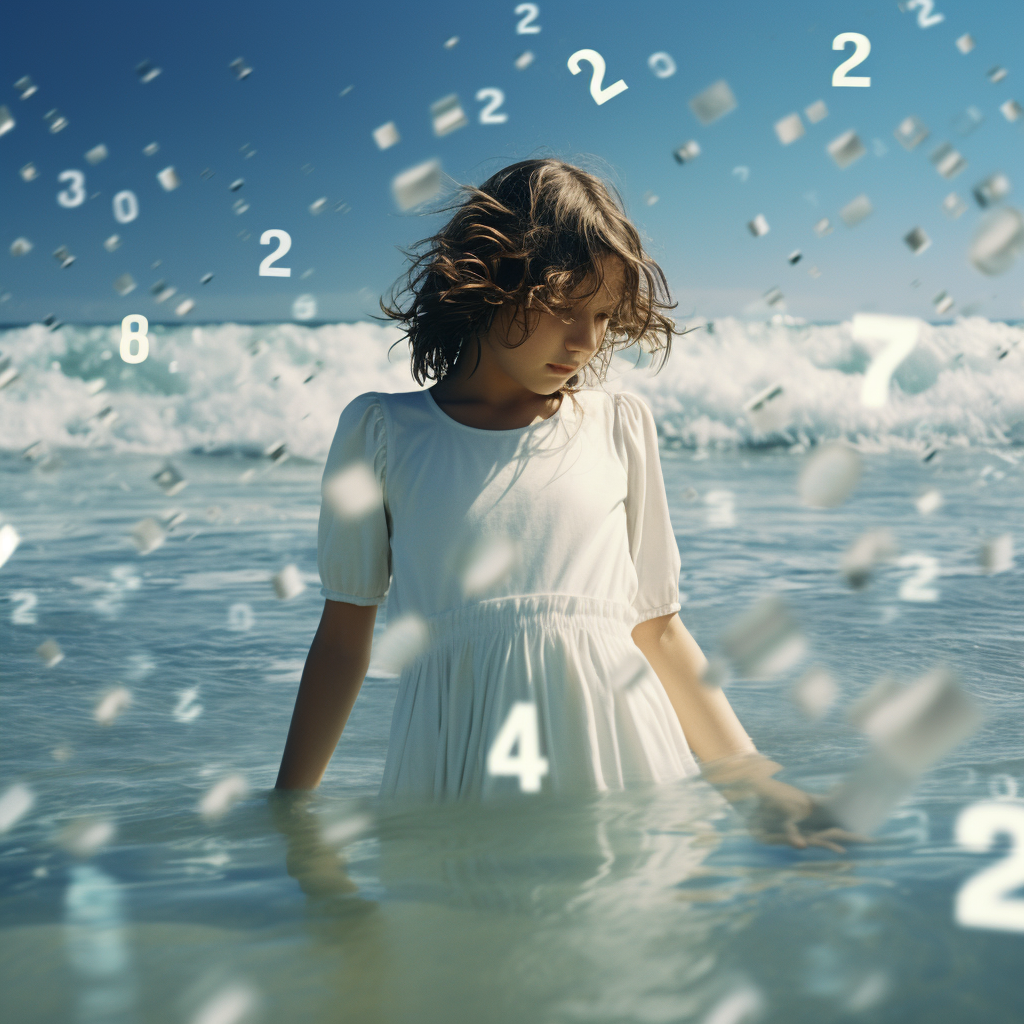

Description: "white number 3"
832 32 871 88
487 701 549 792
955 801 1024 933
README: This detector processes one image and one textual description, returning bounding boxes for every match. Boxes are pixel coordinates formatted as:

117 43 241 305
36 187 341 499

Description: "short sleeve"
317 392 392 605
615 391 682 625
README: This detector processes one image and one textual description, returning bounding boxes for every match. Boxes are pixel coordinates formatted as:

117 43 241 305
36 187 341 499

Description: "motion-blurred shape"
915 488 943 514
792 664 838 720
514 50 535 70
0 352 18 390
94 686 133 725
933 291 954 313
143 141 159 156
774 112 804 145
229 57 253 80
104 234 122 251
953 106 984 136
894 115 929 150
10 237 31 256
827 129 865 168
1000 100 1022 122
798 442 862 508
747 213 769 237
20 162 37 181
53 245 75 268
703 489 736 528
272 564 305 600
198 774 250 821
175 298 194 316
131 517 166 555
462 536 518 598
443 36 459 49
153 462 187 496
904 227 931 254
942 192 967 219
648 52 676 78
292 294 317 320
113 273 135 296
840 528 898 588
0 783 34 834
732 166 749 182
323 461 382 519
930 142 966 179
157 166 180 190
372 121 400 150
763 287 784 307
673 140 701 163
788 250 802 264
135 60 161 83
968 206 1024 275
955 33 975 53
372 613 430 675
689 79 738 125
14 75 37 99
229 178 244 191
430 94 468 136
44 108 67 132
308 198 327 215
36 638 64 667
840 194 873 227
718 593 807 680
973 173 1011 207
85 143 108 164
744 382 789 433
979 533 1013 574
813 217 833 237
805 99 828 123
56 817 116 857
392 158 442 211
987 66 1007 84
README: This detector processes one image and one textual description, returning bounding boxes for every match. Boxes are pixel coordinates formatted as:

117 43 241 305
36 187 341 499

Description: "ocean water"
1 318 1023 1023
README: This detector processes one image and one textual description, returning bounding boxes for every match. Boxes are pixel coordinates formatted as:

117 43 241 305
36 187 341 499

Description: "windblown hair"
379 159 687 398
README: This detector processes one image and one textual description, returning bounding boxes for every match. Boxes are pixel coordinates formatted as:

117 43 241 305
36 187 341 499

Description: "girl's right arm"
274 599 378 791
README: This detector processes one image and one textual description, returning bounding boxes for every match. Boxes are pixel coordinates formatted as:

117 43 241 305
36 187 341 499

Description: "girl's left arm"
632 613 871 853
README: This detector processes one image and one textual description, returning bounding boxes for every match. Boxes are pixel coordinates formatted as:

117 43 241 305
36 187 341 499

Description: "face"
472 256 625 398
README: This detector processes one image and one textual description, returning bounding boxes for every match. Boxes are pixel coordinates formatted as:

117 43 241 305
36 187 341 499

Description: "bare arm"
274 599 378 791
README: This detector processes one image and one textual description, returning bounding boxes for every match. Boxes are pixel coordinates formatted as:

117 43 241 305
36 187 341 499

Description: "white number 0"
832 33 871 88
955 801 1024 933
487 701 549 792
567 49 628 106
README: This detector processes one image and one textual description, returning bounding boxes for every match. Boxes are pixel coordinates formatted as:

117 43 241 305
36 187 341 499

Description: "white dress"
316 386 702 801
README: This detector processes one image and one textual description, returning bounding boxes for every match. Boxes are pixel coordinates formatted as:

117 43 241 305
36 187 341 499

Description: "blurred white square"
392 159 442 211
973 173 1011 207
673 140 700 163
894 116 929 151
20 162 38 181
113 273 136 296
1000 100 1022 122
827 130 866 169
941 193 967 219
793 665 838 720
688 80 737 125
988 66 1007 84
774 112 804 145
805 99 828 123
272 563 306 600
157 166 181 191
979 533 1013 574
904 227 931 254
0 106 14 137
933 291 954 314
840 194 873 227
955 34 975 54
373 121 400 150
930 143 966 179
747 213 770 237
430 94 468 136
85 144 108 164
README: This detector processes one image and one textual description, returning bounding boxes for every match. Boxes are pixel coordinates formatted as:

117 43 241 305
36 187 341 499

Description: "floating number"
259 230 292 277
227 602 254 631
955 801 1024 933
907 0 944 28
476 88 508 124
567 49 628 106
515 3 540 33
120 314 149 364
851 313 920 408
172 686 204 723
57 169 86 208
112 190 139 224
486 701 549 792
647 52 676 78
704 490 736 529
989 775 1020 801
896 552 940 603
10 590 38 625
832 33 871 88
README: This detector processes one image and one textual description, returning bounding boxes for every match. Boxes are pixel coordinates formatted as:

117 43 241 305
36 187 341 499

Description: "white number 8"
120 314 149 364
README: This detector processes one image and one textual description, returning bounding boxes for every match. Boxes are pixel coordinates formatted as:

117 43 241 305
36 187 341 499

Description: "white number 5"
832 33 871 88
955 801 1024 933
567 49 628 106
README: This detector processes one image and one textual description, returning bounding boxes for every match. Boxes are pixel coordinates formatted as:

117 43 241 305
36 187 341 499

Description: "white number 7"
851 313 920 408
487 701 549 792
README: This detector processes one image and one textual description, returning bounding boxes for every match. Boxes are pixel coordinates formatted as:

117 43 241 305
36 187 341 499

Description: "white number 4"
487 701 549 792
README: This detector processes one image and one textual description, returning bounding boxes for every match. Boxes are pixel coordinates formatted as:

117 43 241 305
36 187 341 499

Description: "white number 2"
476 88 508 124
10 590 38 625
896 553 940 602
259 230 292 277
515 3 540 33
832 33 871 88
907 0 944 28
487 701 549 792
955 801 1024 933
567 49 628 106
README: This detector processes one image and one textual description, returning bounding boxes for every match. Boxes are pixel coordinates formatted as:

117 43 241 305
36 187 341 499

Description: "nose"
562 316 602 362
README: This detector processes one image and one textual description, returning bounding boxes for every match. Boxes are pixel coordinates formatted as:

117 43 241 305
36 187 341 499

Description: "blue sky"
2 0 1023 325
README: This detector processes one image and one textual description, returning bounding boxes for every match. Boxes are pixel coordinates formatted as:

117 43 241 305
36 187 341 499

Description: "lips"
548 363 579 372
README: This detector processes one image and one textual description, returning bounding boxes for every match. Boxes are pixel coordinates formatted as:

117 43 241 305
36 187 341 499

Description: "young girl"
275 159 865 854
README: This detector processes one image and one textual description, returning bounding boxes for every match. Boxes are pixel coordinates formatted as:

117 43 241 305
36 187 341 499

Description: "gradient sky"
2 0 1023 325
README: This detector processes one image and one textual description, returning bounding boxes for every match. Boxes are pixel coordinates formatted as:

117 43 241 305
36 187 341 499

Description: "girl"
275 159 865 854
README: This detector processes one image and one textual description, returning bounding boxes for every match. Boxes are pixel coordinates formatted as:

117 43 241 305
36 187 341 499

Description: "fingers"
784 819 808 848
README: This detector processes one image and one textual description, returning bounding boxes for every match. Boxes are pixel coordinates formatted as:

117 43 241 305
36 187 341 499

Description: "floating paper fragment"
933 291 954 313
827 130 866 169
15 76 37 98
763 287 784 307
373 121 400 150
700 656 731 689
201 273 214 284
0 353 19 390
308 198 327 215
175 298 194 316
840 194 873 227
514 51 535 70
373 613 430 674
153 283 177 303
229 178 244 192
143 142 159 156
643 192 659 206
987 66 1007 84
718 594 807 680
45 109 68 132
462 536 518 598
198 774 250 820
392 159 442 211
54 245 75 268
894 115 929 150
229 57 253 80
104 235 122 252
699 984 765 1024
0 783 34 833
973 173 1011 207
689 79 737 125
37 638 64 667
153 462 187 495
444 36 459 49
774 112 804 145
930 143 966 179
673 140 701 163
979 533 1013 574
703 490 736 528
998 99 1022 124
955 34 975 54
805 99 828 123
813 218 833 237
799 442 862 508
953 106 984 136
787 250 802 264
20 162 38 181
136 60 161 82
55 816 116 857
430 94 468 136
264 440 288 464
113 273 136 296
188 983 260 1024
743 382 789 433
131 517 166 554
915 489 943 514
840 528 898 588
10 237 31 256
292 294 317 320
323 461 382 519
942 193 967 219
272 563 305 600
94 686 132 725
968 206 1024 275
747 214 769 237
321 809 373 849
792 665 838 720
157 166 180 190
85 143 108 164
904 227 931 254
233 198 249 214
0 105 14 137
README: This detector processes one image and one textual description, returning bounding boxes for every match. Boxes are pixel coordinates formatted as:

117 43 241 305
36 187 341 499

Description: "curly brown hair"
379 158 687 398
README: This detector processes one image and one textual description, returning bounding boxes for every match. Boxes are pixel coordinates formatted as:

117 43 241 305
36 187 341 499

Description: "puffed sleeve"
615 391 682 625
317 392 392 605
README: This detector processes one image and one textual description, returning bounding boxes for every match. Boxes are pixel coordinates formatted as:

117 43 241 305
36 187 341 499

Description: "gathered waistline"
417 593 639 644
